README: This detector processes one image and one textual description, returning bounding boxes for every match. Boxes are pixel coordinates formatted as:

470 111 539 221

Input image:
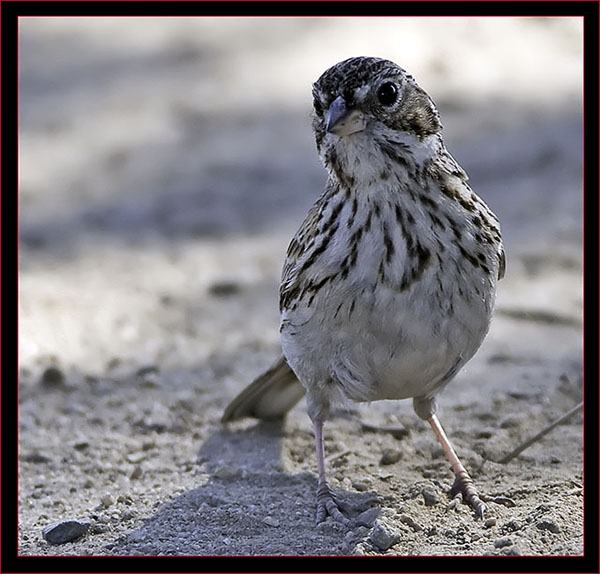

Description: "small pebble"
127 452 146 464
101 494 114 508
494 536 513 548
40 366 65 389
120 510 136 522
106 357 122 370
213 465 237 479
135 418 168 433
135 365 159 378
42 520 90 545
355 507 380 527
499 416 520 428
208 281 242 297
136 366 160 388
130 465 143 480
503 519 521 532
379 449 403 465
400 514 422 532
263 516 279 527
22 453 51 464
484 518 497 528
369 520 400 551
536 520 560 533
90 523 110 534
491 496 517 508
421 485 440 506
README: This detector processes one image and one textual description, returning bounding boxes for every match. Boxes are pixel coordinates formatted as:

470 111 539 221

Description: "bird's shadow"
107 421 379 555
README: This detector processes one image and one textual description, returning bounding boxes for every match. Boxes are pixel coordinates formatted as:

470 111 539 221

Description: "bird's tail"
221 356 306 422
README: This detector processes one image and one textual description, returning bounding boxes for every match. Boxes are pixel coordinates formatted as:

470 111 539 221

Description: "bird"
222 56 505 526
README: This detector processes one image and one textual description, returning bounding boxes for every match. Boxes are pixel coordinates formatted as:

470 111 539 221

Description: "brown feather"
221 356 305 422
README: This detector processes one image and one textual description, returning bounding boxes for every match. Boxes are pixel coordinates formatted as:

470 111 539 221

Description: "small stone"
106 357 122 370
136 366 160 388
484 518 497 528
90 523 110 534
536 520 560 534
40 366 65 389
135 365 159 378
379 449 403 465
491 496 517 508
208 281 241 297
503 519 521 532
130 465 143 480
22 452 51 464
213 465 237 479
263 516 279 527
499 416 520 428
421 485 440 506
42 520 90 544
355 507 380 527
101 494 114 507
400 514 422 532
352 481 370 492
135 418 167 433
494 536 513 548
120 510 136 522
126 452 146 464
369 520 400 551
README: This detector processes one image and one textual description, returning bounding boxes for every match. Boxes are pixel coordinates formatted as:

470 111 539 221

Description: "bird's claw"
316 482 353 527
450 473 487 519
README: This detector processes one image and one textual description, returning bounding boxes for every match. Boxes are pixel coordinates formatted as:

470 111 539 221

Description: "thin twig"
498 401 583 464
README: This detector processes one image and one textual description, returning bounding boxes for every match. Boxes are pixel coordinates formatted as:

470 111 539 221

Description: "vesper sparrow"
222 57 505 525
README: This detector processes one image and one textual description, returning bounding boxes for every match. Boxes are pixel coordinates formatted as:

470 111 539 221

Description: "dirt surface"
18 17 584 556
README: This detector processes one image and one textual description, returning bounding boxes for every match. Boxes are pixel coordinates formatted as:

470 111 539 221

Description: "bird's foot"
450 470 487 518
316 482 353 527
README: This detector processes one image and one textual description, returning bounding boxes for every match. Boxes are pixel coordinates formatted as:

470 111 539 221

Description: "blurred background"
17 16 584 557
19 16 583 375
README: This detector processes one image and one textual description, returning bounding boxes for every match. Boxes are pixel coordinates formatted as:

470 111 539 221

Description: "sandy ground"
18 17 584 556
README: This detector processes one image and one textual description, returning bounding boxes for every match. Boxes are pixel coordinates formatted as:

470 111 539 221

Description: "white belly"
281 269 493 404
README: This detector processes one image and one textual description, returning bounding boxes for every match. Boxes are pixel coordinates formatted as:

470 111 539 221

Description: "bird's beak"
326 96 366 136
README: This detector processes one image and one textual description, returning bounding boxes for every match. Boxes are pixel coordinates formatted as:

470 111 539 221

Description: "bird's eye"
313 97 324 117
377 82 398 106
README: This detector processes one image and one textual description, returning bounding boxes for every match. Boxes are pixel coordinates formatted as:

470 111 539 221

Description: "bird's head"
311 57 442 155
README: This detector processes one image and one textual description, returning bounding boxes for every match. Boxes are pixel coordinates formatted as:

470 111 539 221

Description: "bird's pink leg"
427 413 486 518
313 418 353 526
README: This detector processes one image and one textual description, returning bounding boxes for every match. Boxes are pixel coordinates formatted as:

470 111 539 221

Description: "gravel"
18 16 583 557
